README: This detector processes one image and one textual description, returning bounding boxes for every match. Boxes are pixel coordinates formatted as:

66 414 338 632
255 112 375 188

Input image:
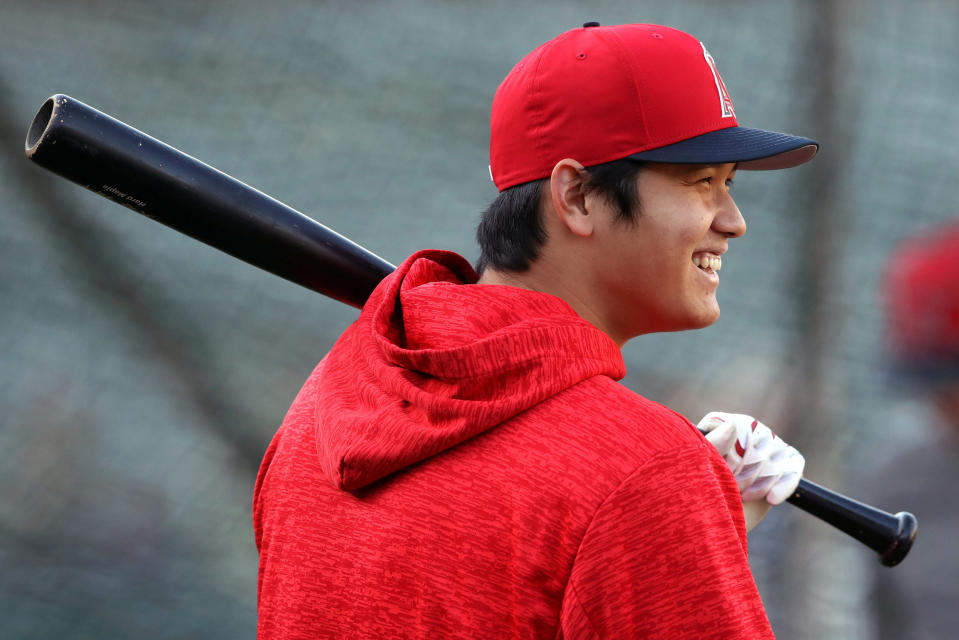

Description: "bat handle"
787 478 918 567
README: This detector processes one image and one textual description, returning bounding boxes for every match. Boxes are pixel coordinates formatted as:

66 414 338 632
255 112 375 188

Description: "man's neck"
476 266 626 347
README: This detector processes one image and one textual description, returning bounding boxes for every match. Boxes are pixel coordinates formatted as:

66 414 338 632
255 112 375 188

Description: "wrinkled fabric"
254 250 774 639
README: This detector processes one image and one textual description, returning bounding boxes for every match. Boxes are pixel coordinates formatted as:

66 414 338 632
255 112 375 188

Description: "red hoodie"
253 250 774 639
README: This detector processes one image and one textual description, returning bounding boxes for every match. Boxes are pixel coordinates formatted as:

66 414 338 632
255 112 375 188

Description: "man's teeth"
693 255 722 271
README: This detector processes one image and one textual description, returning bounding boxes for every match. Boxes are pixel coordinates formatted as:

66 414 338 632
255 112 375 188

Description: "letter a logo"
701 43 736 119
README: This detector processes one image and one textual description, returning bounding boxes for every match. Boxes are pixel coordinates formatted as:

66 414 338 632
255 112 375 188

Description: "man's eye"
725 178 735 188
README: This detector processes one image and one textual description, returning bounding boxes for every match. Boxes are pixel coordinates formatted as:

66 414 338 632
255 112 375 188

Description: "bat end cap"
879 511 918 567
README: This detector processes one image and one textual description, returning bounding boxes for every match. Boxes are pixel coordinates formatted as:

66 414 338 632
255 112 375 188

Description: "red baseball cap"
489 23 819 191
883 221 959 383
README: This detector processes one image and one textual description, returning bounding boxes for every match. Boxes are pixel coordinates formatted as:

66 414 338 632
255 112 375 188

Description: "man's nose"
715 195 746 238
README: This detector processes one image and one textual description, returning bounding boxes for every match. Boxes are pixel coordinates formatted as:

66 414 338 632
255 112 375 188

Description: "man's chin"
647 312 720 335
682 306 721 331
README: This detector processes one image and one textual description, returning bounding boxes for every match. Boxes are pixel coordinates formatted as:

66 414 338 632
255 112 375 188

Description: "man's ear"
548 159 594 238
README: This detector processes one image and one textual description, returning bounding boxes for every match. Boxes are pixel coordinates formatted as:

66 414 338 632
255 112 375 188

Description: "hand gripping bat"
25 94 918 567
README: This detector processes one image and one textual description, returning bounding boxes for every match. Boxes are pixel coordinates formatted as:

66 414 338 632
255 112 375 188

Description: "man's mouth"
693 253 722 273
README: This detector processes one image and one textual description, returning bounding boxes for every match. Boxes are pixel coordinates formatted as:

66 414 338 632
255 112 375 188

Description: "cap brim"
628 126 818 170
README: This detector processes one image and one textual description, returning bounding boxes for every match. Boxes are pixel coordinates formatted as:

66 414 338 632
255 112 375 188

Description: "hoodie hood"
314 249 625 490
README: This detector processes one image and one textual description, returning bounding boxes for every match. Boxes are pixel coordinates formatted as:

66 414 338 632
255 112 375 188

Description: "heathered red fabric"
254 250 774 639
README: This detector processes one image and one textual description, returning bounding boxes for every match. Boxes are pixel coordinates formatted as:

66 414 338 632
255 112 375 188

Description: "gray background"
2 1 957 637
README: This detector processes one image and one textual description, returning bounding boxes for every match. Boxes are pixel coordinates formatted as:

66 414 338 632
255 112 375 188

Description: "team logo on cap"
701 43 735 119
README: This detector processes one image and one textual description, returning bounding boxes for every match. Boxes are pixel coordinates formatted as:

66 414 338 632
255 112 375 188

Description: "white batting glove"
698 412 805 529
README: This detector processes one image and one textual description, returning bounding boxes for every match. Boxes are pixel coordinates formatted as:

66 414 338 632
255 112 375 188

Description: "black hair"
475 158 645 274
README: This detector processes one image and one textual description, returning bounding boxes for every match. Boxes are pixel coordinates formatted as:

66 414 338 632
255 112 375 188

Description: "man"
254 23 812 638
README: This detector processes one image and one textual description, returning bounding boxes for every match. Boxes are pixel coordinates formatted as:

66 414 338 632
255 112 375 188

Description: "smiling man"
477 160 745 343
255 23 815 639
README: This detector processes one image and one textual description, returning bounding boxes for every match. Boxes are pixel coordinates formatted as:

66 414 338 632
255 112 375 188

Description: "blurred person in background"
862 220 959 639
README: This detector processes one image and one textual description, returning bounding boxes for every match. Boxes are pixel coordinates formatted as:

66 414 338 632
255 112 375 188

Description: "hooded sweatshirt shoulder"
253 250 772 639
312 250 626 491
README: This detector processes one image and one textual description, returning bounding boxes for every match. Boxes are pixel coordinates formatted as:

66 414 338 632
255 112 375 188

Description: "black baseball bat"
25 94 394 308
25 94 917 566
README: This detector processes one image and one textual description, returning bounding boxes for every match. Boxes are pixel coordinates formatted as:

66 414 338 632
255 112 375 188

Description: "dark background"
2 1 957 637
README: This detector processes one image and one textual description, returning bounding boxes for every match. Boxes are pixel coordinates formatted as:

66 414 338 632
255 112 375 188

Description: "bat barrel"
26 94 395 307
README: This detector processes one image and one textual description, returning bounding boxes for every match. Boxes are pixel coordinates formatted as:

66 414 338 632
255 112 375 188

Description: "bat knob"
879 511 918 567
